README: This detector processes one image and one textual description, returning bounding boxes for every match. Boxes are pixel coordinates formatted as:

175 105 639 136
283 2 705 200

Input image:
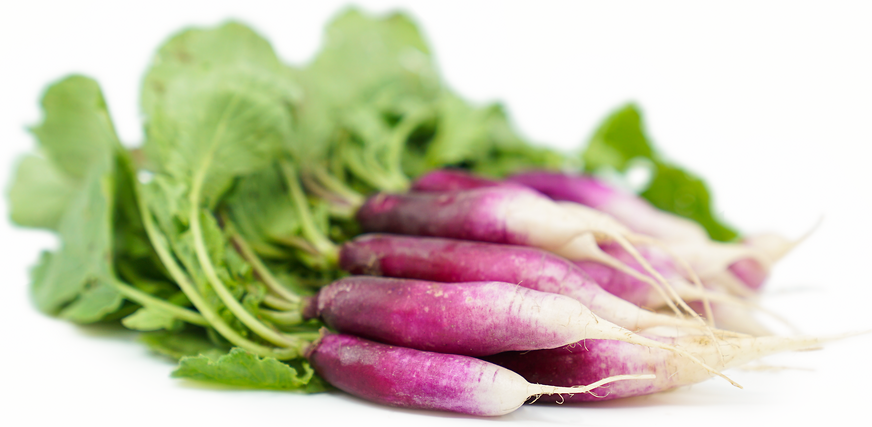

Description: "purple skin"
507 171 613 208
509 170 768 291
339 234 695 331
412 169 525 192
356 187 535 244
304 276 593 356
483 332 826 403
306 333 544 416
482 339 671 402
574 241 681 308
728 258 766 290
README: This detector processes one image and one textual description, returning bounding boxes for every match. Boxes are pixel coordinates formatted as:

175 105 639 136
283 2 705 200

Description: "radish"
339 233 703 331
411 168 526 192
356 187 698 318
507 171 799 294
577 240 776 335
306 333 655 416
303 276 740 386
483 331 841 402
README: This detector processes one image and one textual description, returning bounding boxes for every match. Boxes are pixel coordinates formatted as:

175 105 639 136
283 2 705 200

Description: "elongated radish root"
685 300 775 336
304 276 740 387
358 187 691 318
507 171 710 242
577 240 779 334
483 332 849 402
508 171 802 293
340 233 702 331
307 333 656 416
576 241 731 307
411 169 711 318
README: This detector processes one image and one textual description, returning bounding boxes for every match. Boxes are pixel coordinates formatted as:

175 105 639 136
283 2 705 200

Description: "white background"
2 1 871 426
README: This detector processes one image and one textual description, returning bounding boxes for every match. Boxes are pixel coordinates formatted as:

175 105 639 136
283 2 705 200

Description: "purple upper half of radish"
340 234 698 331
357 187 594 251
306 276 626 355
411 168 525 192
306 333 645 416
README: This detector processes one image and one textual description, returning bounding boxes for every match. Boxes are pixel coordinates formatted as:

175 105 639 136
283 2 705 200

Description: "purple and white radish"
357 187 694 318
306 333 654 416
483 332 837 402
576 240 776 334
507 171 799 294
339 233 702 331
303 276 740 387
411 168 525 192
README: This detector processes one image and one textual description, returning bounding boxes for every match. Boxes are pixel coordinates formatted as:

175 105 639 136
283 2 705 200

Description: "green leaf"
421 93 494 168
142 22 295 204
581 103 738 242
30 75 122 180
144 71 292 204
140 329 229 360
30 159 123 322
59 278 124 323
582 103 653 173
305 8 438 109
172 348 320 391
22 75 139 322
141 21 297 118
290 9 440 185
641 162 739 242
223 164 301 247
122 307 181 331
10 75 124 232
7 155 78 230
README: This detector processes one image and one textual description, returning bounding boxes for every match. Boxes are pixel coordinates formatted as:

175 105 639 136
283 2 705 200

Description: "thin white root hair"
632 234 716 328
536 374 657 396
608 234 717 336
586 246 684 318
751 216 823 269
674 284 801 335
629 334 743 388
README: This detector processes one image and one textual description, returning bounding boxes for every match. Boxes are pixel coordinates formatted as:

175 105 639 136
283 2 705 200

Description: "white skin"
598 187 809 295
502 195 696 318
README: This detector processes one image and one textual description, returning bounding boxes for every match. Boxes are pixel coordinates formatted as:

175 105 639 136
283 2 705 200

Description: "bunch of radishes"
298 168 834 415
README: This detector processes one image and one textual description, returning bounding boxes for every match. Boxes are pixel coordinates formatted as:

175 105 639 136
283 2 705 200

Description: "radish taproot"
339 233 703 331
306 333 655 416
507 171 798 294
357 187 696 318
303 276 740 387
483 332 844 402
576 240 775 335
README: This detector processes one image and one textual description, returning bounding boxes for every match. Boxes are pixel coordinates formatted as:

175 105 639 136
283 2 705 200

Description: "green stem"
311 166 364 208
109 279 208 326
189 166 304 350
136 181 299 359
279 160 339 263
264 294 296 311
385 106 433 179
260 309 305 326
247 240 292 259
273 235 319 255
342 145 405 191
224 219 302 304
